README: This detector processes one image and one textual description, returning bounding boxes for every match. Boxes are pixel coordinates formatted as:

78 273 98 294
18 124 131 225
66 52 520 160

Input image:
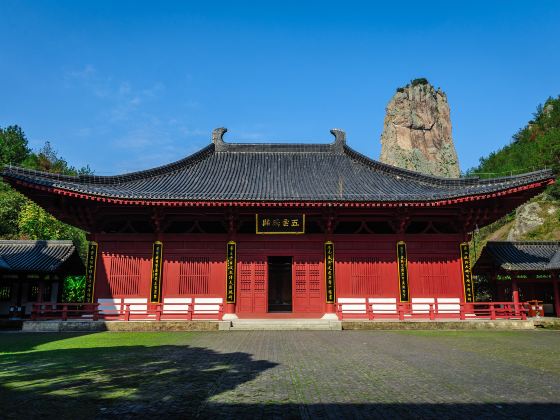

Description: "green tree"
61 275 86 303
0 126 91 257
17 198 88 257
467 95 560 198
0 125 31 166
0 184 27 238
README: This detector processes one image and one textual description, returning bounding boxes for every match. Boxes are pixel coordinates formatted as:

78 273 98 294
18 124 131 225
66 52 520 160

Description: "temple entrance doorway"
268 256 293 312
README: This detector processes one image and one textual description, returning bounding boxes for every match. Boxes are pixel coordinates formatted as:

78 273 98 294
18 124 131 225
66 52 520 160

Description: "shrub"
410 78 429 87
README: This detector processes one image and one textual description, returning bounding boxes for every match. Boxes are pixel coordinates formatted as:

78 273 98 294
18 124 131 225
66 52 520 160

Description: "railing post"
62 304 68 321
520 303 527 320
155 304 161 321
460 303 466 320
490 303 496 320
367 302 374 320
31 304 37 321
429 303 435 321
398 304 404 321
219 303 224 320
93 304 99 321
125 304 131 321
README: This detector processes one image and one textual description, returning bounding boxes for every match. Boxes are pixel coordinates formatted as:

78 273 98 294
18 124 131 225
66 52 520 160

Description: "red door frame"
235 235 325 318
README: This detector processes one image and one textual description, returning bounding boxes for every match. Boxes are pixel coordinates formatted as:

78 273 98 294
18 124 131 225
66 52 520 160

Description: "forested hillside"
468 96 560 260
0 125 90 257
468 96 560 194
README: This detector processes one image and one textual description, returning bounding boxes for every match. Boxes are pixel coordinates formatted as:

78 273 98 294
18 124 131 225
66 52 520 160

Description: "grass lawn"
0 330 559 418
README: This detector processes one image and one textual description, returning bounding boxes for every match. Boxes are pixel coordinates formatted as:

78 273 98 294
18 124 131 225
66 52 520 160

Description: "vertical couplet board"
84 241 98 303
460 243 474 303
150 241 163 303
396 241 409 302
226 241 236 303
325 241 336 304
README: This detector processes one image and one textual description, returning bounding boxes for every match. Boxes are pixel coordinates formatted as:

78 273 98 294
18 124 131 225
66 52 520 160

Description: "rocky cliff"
380 79 460 177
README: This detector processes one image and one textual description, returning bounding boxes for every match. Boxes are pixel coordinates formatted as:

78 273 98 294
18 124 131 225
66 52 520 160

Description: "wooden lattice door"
293 257 323 313
237 255 267 314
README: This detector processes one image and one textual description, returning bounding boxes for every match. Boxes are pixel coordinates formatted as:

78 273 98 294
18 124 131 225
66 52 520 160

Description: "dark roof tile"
0 240 84 274
1 132 554 203
474 241 560 272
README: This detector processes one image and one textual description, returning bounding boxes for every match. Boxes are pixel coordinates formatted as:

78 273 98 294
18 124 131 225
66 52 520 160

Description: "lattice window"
350 258 381 295
0 282 11 301
309 265 321 293
295 265 307 294
254 265 265 292
27 282 52 302
108 256 141 296
178 257 210 295
240 263 252 292
294 263 321 295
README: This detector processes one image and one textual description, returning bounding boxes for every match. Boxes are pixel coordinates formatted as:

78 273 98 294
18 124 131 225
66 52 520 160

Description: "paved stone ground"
1 330 559 419
191 331 560 419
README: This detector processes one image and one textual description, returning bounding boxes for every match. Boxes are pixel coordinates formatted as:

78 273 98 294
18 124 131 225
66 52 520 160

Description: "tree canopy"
0 125 90 257
467 95 560 198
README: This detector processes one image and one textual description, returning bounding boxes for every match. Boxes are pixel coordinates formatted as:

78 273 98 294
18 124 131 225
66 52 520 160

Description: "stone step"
227 319 342 331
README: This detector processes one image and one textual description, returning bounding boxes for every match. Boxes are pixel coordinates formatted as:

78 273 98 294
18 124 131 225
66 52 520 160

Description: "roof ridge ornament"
212 127 228 151
330 128 346 153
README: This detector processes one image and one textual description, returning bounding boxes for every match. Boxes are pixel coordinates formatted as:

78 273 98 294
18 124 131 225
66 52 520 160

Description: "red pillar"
553 275 560 317
511 279 519 303
512 279 520 315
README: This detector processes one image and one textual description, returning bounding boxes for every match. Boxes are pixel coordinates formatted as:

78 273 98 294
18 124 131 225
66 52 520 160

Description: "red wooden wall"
96 236 152 299
93 233 466 312
407 237 463 299
336 236 398 298
162 237 225 299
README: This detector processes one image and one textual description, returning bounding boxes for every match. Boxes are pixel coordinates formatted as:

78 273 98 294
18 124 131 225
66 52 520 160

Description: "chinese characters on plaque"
150 241 163 303
256 214 305 234
396 241 409 302
325 241 336 303
84 241 98 303
460 243 474 303
226 241 237 303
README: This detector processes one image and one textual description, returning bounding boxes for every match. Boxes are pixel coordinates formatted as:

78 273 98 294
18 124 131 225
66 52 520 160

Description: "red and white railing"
336 301 529 320
30 301 224 321
30 300 528 321
31 303 100 321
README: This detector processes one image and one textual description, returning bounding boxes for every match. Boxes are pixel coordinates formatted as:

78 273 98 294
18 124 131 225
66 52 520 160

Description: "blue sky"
1 1 559 175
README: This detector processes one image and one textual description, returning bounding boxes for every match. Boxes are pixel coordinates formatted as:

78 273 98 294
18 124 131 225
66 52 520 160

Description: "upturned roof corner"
212 127 228 151
330 128 346 153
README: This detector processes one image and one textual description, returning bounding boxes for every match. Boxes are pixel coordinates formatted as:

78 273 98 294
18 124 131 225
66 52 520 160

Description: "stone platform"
227 319 342 331
22 320 223 332
19 318 560 332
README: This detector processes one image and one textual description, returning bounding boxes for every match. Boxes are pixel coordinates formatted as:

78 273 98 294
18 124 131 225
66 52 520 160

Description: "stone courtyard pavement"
1 330 559 419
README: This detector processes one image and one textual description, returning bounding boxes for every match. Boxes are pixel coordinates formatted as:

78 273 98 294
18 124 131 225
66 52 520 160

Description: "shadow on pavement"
0 342 277 419
1 335 559 419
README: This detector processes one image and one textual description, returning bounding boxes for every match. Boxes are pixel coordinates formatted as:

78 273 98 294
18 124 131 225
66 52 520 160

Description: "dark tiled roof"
0 240 84 274
1 129 554 203
474 241 560 272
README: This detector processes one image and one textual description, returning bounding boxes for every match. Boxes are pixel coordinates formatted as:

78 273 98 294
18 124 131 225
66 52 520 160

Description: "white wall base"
222 313 239 320
321 313 339 320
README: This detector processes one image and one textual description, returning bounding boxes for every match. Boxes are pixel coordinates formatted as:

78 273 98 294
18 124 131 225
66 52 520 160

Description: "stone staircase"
224 319 342 331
